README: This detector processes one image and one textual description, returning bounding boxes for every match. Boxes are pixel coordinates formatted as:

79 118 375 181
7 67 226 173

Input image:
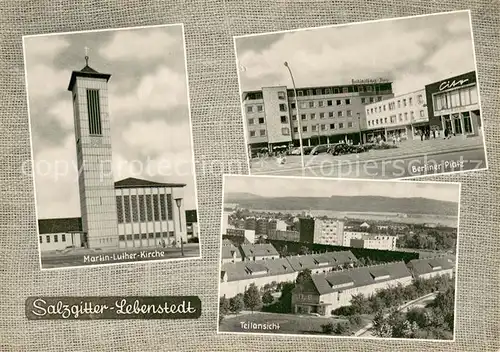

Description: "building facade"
267 229 300 242
38 217 85 252
350 235 397 251
364 89 429 141
425 71 481 137
313 219 344 245
243 80 395 153
342 231 369 247
407 257 455 280
226 228 256 244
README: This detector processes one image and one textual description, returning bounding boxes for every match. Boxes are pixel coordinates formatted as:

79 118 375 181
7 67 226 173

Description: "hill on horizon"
224 192 458 216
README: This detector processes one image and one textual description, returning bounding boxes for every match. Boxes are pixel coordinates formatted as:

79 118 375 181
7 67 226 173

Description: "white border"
22 23 202 271
233 9 488 180
217 173 461 342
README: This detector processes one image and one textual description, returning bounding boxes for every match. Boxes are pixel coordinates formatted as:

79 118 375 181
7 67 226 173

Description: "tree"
219 296 230 315
321 322 335 334
296 269 313 286
278 282 295 313
279 245 289 257
350 293 370 314
333 322 349 334
372 310 393 338
244 283 263 313
299 245 311 255
348 314 363 327
262 291 274 305
229 294 244 313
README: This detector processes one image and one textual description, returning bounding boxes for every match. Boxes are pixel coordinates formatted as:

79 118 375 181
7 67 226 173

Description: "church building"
38 55 188 252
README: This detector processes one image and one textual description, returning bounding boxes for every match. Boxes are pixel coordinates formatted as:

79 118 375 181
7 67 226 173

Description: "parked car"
310 144 329 155
291 146 314 155
348 145 366 154
328 143 351 156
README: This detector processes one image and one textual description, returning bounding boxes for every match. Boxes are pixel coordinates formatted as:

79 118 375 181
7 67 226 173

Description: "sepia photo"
23 24 201 270
218 175 459 340
234 10 487 179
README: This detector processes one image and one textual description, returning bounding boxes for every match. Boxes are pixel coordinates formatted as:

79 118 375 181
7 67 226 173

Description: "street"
40 244 201 269
251 147 486 179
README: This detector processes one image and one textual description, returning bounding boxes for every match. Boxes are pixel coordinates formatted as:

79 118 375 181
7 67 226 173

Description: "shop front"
425 71 482 137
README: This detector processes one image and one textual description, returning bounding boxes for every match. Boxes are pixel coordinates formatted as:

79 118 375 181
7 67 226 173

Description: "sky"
235 11 477 95
223 175 460 204
24 24 198 219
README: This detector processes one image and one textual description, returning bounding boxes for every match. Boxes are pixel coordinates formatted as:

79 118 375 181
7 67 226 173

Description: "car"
348 145 366 154
291 146 314 155
328 143 351 156
310 144 329 155
290 147 302 155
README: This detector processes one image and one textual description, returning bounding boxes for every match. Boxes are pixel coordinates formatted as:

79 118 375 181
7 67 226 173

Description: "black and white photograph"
235 10 487 179
218 175 459 340
23 24 201 270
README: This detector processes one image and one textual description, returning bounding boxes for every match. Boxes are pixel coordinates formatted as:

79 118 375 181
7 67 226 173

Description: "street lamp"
175 198 185 257
284 62 305 175
357 112 362 145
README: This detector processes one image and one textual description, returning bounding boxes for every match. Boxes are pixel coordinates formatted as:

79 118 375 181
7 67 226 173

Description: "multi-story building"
267 219 287 234
291 262 413 316
243 79 395 153
299 217 345 245
341 231 369 247
364 89 429 141
226 228 256 244
244 217 257 231
350 234 397 251
267 229 300 242
425 71 481 137
256 217 269 236
219 250 358 298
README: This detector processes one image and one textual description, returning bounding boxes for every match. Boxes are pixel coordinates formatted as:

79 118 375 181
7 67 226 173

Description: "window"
384 117 388 123
450 90 460 108
309 101 314 108
347 110 352 117
368 121 371 126
292 115 297 120
409 97 413 105
54 235 58 243
299 102 308 109
139 195 146 221
86 89 102 135
124 195 131 223
258 117 265 124
460 88 471 106
358 86 364 92
278 91 286 99
398 114 403 122
376 119 379 124
293 127 298 132
320 112 325 119
39 236 42 243
463 111 473 133
131 195 138 222
316 88 322 95
259 129 266 136
325 88 331 94
470 86 478 104
127 234 133 241
366 109 369 115
290 103 296 109
308 89 313 95
116 196 124 223
310 113 316 119
166 194 173 220
302 126 307 132
46 235 50 243
383 105 386 111
342 87 348 93
417 94 423 104
249 131 256 137
411 111 415 120
397 100 401 108
312 125 317 132
403 98 407 106
361 98 366 104
378 96 382 101
152 194 160 221
369 97 374 103
301 114 307 120
297 90 303 96
348 122 353 128
339 123 344 128
391 115 396 123
371 108 374 114
146 195 153 221
257 105 263 112
247 106 253 113
327 100 333 106
338 111 343 117
366 86 373 92
404 112 408 121
329 111 334 118
330 123 335 129
282 127 290 135
321 124 326 131
420 110 425 117
134 234 140 240
248 118 254 125
318 100 324 107
336 100 341 105
345 99 351 105
279 104 286 112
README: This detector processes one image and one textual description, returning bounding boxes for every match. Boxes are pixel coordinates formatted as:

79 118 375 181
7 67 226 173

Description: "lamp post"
284 62 305 174
357 112 362 145
175 198 184 257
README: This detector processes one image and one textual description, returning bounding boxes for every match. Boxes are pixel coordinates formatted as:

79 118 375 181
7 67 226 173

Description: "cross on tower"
84 46 89 66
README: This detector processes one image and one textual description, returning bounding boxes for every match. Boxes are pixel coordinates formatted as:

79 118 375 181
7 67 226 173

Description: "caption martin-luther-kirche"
37 54 189 252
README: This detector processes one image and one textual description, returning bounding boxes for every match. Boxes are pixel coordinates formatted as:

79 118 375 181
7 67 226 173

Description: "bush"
334 322 350 334
321 322 335 334
332 306 355 316
348 314 363 327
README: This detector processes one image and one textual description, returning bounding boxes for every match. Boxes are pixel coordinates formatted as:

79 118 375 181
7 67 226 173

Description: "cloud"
109 66 187 119
32 135 80 219
25 63 69 101
121 119 193 156
99 27 180 61
24 35 70 62
425 38 476 78
47 99 74 130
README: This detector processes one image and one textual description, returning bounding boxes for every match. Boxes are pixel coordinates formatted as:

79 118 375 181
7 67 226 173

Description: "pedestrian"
444 128 449 139
420 131 423 141
432 130 436 139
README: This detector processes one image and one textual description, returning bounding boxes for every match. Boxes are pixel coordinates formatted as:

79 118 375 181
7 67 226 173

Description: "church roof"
38 217 82 234
114 177 186 189
67 64 111 91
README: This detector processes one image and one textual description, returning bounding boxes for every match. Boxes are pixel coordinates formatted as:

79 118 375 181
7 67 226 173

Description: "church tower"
67 50 118 249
